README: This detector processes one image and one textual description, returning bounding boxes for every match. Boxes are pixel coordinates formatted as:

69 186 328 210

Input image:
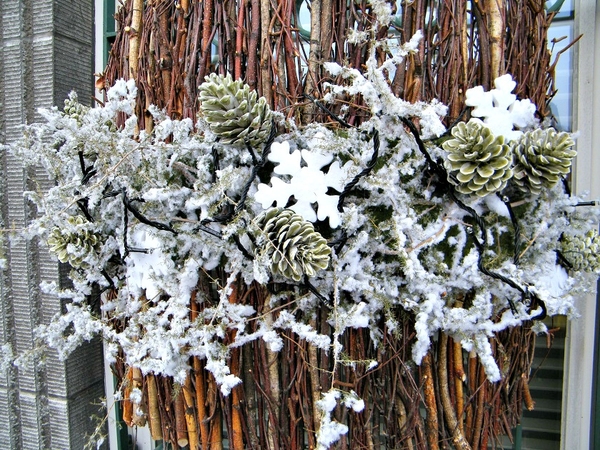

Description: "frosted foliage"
3 42 594 449
465 74 537 141
323 32 447 139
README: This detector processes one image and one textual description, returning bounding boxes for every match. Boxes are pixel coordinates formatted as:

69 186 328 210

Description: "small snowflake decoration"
465 74 537 141
254 141 351 228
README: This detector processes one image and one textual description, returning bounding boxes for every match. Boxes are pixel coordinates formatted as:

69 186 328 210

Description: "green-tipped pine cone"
47 216 101 268
199 73 273 147
257 208 331 281
63 93 89 125
561 230 600 273
512 128 576 195
443 120 513 197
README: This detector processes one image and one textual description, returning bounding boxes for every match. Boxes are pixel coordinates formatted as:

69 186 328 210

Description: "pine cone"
443 120 513 197
256 208 331 281
199 73 273 147
63 92 89 125
512 128 576 195
561 230 600 273
47 216 101 268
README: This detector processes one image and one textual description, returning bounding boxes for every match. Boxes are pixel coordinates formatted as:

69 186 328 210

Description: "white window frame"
561 1 600 449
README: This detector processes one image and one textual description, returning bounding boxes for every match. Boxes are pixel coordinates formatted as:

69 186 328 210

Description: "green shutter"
500 316 565 450
103 0 116 67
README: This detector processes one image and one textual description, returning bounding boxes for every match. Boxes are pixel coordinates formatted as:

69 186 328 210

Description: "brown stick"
230 348 244 450
200 0 214 81
438 332 471 450
472 364 486 450
183 376 200 450
454 338 466 434
191 293 210 449
208 375 223 450
122 366 134 426
259 0 272 105
395 396 414 450
228 280 244 450
482 0 505 80
303 0 322 119
157 5 173 110
147 374 163 440
320 0 333 64
481 381 491 450
266 307 281 449
174 390 189 447
234 0 246 80
128 0 144 80
522 373 535 411
308 318 322 444
421 351 439 450
465 349 477 442
247 0 260 89
131 367 147 427
193 357 210 449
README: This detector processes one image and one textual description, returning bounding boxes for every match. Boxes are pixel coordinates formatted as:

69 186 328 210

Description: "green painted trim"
104 0 115 34
103 0 117 67
112 374 129 450
513 423 522 450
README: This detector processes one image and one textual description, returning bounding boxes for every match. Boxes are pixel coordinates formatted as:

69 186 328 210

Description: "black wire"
100 269 115 291
233 235 253 260
499 194 522 265
211 144 220 183
556 249 574 270
81 168 97 185
303 275 332 306
76 197 94 222
403 117 545 317
337 130 380 211
193 223 223 239
78 150 97 185
328 229 348 253
433 106 468 140
246 142 259 166
302 93 353 129
122 195 130 258
203 120 277 226
123 196 177 234
400 118 446 178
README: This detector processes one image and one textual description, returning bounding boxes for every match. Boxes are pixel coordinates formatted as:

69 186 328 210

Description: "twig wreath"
4 30 599 448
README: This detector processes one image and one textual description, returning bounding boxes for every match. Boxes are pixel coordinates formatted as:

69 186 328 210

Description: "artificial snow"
465 74 537 140
254 140 352 228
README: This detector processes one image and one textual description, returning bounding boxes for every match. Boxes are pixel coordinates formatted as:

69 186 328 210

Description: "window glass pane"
547 21 574 131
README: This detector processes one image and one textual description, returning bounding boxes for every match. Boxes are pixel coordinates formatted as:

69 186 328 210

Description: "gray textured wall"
0 1 106 448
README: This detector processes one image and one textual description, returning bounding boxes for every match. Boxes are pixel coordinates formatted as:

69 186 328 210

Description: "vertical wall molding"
0 0 105 448
0 0 25 447
562 1 600 449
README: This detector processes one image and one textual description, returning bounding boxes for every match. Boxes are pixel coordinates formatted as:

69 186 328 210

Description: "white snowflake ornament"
465 74 537 141
254 141 351 228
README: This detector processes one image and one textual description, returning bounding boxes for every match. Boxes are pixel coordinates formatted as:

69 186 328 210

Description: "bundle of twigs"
102 1 560 448
113 277 538 449
101 0 557 126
